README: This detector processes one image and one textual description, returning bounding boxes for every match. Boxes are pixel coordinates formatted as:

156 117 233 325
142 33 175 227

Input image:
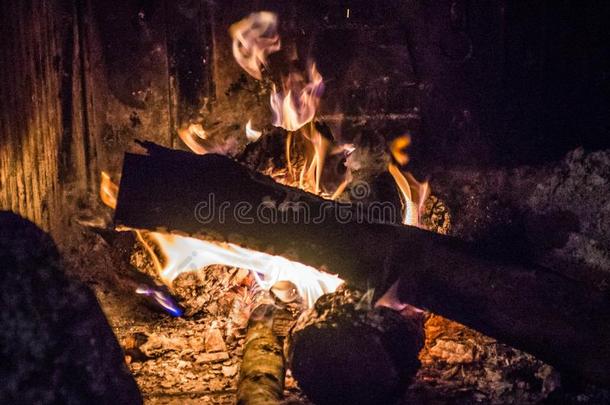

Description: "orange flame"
229 11 281 80
298 124 329 195
388 163 430 226
177 123 208 155
390 134 411 166
100 172 118 209
270 64 324 132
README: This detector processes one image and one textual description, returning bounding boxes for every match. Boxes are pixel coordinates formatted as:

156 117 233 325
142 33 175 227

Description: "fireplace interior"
1 1 610 404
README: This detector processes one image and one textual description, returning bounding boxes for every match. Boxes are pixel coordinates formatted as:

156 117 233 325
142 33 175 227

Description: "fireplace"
1 1 610 404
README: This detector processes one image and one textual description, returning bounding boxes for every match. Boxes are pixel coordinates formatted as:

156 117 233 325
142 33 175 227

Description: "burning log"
237 304 285 405
286 287 424 405
114 143 610 386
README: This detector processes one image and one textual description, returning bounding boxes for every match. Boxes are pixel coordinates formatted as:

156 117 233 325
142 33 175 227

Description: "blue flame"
135 285 184 317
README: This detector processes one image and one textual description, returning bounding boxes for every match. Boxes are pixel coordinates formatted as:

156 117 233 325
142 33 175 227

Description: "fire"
148 232 342 308
229 11 281 80
390 134 411 166
100 174 343 308
177 123 208 155
270 64 325 132
229 13 343 199
388 163 430 226
245 120 262 142
101 11 434 315
299 127 328 194
100 171 118 209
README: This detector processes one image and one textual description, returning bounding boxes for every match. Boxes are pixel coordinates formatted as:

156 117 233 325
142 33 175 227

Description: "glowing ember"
270 64 325 132
229 11 281 80
245 120 262 142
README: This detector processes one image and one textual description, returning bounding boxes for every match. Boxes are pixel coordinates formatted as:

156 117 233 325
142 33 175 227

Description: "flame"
388 163 430 226
134 285 183 317
177 123 208 155
95 11 439 314
270 64 325 132
390 134 411 166
100 171 118 209
298 124 329 194
245 120 262 142
148 232 343 308
229 11 281 80
99 172 343 308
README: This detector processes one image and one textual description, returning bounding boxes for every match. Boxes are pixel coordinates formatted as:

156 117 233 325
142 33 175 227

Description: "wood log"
286 286 424 405
0 211 143 403
237 304 285 405
114 143 610 386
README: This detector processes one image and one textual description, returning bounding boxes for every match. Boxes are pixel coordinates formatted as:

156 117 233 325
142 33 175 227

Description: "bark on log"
286 287 424 405
114 143 610 386
237 305 285 405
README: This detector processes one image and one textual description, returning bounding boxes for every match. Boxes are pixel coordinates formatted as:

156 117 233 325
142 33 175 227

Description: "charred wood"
0 211 142 403
286 286 424 405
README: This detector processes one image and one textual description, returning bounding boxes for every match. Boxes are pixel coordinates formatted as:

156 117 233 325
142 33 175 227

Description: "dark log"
114 143 610 386
237 304 285 405
0 211 142 403
286 287 424 405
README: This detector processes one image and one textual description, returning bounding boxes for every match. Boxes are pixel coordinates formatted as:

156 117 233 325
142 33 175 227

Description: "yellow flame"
100 172 118 209
283 123 336 196
298 124 329 195
388 164 430 226
229 11 281 80
270 64 324 132
245 120 262 142
177 123 208 155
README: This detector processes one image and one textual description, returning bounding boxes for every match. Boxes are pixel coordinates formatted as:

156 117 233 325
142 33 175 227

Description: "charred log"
286 287 424 405
114 143 610 386
0 212 142 403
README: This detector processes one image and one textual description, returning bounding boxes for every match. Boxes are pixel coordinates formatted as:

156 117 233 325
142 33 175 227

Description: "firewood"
286 286 424 405
114 143 610 386
0 212 143 403
237 304 285 405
